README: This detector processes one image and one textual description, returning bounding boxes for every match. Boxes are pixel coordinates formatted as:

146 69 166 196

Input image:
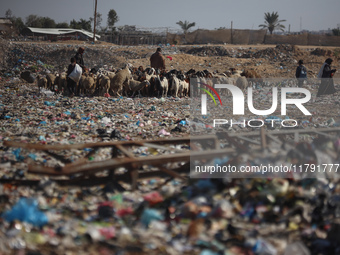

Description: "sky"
1 0 339 33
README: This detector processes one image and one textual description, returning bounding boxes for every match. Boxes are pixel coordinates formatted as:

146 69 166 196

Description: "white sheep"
236 76 248 92
109 64 132 96
46 73 56 91
96 74 110 96
125 79 150 97
55 73 67 94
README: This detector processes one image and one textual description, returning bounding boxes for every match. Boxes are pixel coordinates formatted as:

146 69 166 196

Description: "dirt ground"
2 40 339 79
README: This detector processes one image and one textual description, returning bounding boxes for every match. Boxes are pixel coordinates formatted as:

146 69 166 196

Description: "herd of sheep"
35 64 261 98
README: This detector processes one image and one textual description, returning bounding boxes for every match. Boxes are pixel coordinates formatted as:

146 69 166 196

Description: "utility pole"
231 21 233 44
93 0 97 43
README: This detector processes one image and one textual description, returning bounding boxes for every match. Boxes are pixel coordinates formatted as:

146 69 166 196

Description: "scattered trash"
2 198 48 227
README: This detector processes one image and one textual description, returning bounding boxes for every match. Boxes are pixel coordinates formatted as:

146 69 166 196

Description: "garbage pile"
0 81 338 254
251 44 303 66
183 46 230 57
0 41 338 81
1 40 340 254
311 48 333 57
0 41 155 79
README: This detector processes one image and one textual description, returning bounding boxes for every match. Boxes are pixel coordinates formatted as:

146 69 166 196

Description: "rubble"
0 40 340 254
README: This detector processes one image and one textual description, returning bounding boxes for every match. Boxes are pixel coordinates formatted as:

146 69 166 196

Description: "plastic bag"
317 63 326 79
68 64 82 83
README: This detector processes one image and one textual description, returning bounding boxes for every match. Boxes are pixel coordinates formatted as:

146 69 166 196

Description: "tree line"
4 8 119 34
5 8 340 37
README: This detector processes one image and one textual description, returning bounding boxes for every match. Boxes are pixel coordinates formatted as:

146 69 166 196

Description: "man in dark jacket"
295 60 307 87
74 47 86 71
317 58 337 97
150 47 165 71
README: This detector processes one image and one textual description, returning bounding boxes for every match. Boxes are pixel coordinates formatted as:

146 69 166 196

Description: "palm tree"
176 20 196 34
259 12 286 34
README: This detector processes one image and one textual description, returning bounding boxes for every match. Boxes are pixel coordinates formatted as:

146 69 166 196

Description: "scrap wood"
3 135 218 151
227 127 340 138
27 148 235 176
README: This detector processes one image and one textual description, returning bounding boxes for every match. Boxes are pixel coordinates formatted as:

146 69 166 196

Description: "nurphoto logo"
199 82 312 128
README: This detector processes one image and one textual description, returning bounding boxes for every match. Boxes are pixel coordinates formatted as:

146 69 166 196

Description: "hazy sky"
1 0 339 32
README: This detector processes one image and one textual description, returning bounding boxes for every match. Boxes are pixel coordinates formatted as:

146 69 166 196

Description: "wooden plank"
227 127 340 138
142 143 184 153
266 133 283 145
130 169 139 191
217 132 249 152
27 148 236 176
157 166 187 180
260 127 267 149
4 135 217 151
314 131 336 138
45 151 72 164
115 144 135 158
235 136 261 145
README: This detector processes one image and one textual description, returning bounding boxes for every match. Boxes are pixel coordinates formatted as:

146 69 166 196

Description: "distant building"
0 18 14 36
101 25 167 45
21 27 100 41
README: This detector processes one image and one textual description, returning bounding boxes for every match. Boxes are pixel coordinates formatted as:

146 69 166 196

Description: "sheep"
55 74 67 94
125 79 150 97
96 74 110 96
109 64 132 96
82 74 96 95
106 71 115 80
37 75 47 92
225 68 242 78
77 75 86 96
241 69 261 79
46 74 56 91
235 76 248 92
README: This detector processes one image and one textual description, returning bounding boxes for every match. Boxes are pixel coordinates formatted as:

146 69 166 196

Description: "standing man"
295 60 307 87
74 47 86 72
150 47 165 71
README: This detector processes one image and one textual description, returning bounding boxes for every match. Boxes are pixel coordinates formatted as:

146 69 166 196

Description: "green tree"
41 17 56 28
89 13 102 31
5 9 12 19
11 17 25 33
70 19 81 29
25 14 42 27
79 18 91 31
56 22 69 28
176 20 196 34
107 9 119 28
69 19 91 31
258 12 286 34
332 28 340 36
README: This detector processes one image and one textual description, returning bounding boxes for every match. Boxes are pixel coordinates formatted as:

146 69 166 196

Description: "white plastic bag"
317 63 326 79
68 64 82 83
